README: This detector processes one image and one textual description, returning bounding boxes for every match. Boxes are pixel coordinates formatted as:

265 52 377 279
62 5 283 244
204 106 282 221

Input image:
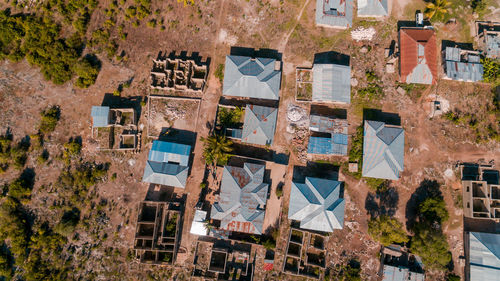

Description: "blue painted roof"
91 106 110 127
148 140 191 166
308 115 348 156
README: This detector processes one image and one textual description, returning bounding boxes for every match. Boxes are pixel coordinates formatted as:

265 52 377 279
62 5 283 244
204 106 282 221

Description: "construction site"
133 201 182 265
150 52 208 95
91 105 141 151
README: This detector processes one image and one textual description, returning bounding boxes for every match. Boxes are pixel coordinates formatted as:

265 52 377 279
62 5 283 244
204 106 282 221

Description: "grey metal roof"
315 0 353 28
210 163 269 235
148 140 191 166
91 106 110 127
142 140 191 188
444 47 484 82
469 232 500 281
223 55 281 100
362 121 404 180
357 0 388 17
382 265 425 281
485 32 500 59
142 161 189 188
288 177 345 232
190 210 208 236
241 105 277 146
312 63 351 103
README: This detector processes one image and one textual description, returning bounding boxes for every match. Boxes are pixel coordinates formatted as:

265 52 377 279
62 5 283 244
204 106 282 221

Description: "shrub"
418 197 449 224
217 107 243 128
39 106 60 134
63 139 82 158
482 58 500 85
74 56 100 88
214 64 224 83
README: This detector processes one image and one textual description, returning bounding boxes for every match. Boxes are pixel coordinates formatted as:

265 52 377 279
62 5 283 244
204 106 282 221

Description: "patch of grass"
214 64 224 83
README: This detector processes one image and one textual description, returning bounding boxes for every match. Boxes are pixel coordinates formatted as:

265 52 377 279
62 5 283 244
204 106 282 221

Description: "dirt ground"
0 0 499 280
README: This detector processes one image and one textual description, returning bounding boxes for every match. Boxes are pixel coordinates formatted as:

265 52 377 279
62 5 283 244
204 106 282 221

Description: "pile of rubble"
286 104 309 162
351 27 376 41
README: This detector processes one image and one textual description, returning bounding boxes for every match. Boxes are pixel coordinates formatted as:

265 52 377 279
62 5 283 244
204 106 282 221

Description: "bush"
482 58 500 85
368 215 409 246
446 273 460 281
39 106 60 134
217 107 243 128
418 197 449 224
63 139 82 158
348 125 363 163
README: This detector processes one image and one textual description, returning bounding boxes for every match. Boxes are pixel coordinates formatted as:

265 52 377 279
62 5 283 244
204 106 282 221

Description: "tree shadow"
365 186 399 217
405 179 442 229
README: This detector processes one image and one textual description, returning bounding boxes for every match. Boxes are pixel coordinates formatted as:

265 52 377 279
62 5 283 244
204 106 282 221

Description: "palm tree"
201 134 233 167
424 0 451 20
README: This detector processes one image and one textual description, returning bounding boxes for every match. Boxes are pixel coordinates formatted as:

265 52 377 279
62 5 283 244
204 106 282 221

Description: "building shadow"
363 108 401 126
313 51 350 66
229 143 274 162
441 40 474 52
229 47 282 61
397 20 431 30
101 94 144 124
310 105 347 119
292 162 340 183
218 97 279 109
365 187 399 217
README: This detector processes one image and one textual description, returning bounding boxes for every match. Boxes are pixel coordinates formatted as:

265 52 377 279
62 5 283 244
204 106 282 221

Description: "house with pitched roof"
362 121 404 180
312 63 351 104
466 232 500 281
211 163 269 235
443 46 483 82
223 55 281 100
142 140 191 188
241 105 277 146
288 177 345 233
315 0 353 29
357 0 388 17
399 27 437 85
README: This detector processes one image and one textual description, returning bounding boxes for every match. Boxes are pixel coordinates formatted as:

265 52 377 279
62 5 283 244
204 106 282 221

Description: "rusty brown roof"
399 28 438 85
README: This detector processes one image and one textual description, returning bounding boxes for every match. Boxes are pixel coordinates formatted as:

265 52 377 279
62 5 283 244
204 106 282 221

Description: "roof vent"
415 11 423 27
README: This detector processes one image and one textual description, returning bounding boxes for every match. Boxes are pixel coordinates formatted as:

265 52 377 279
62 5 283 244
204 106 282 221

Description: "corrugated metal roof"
241 105 277 146
382 265 425 281
312 63 351 103
142 161 189 188
223 55 281 100
399 28 437 85
148 140 191 166
308 115 348 155
469 232 500 281
315 0 353 28
288 177 345 232
210 163 269 235
91 106 110 127
444 47 484 82
362 121 404 180
190 210 208 236
485 32 500 59
357 0 388 17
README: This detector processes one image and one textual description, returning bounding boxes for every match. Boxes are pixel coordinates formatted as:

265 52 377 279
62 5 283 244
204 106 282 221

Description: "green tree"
446 273 460 281
201 134 233 167
8 178 32 201
217 107 243 128
418 197 449 224
368 215 409 246
74 57 100 88
425 0 451 20
410 223 452 270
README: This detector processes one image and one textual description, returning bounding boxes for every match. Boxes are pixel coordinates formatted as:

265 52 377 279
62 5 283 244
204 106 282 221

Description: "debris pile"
286 104 309 162
351 27 376 41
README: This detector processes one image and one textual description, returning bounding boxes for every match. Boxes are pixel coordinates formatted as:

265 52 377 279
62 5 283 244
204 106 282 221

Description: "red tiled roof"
399 28 438 84
263 262 274 271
